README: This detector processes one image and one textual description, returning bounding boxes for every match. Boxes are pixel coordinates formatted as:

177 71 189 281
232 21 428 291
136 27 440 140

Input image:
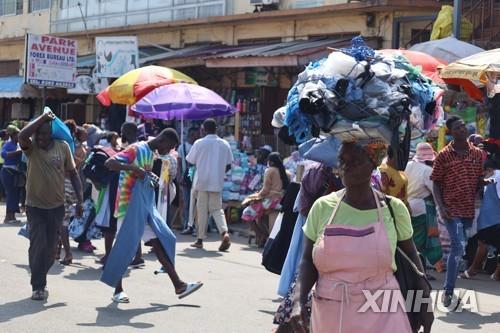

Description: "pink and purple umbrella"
132 83 236 120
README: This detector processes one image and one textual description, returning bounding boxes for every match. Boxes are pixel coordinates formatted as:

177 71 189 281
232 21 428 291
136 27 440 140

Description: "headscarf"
356 140 388 167
413 142 436 163
6 124 20 136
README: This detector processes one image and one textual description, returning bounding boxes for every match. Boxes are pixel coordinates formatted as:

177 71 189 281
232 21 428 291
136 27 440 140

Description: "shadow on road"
0 298 66 323
178 248 223 259
77 302 201 329
437 310 500 330
14 263 63 276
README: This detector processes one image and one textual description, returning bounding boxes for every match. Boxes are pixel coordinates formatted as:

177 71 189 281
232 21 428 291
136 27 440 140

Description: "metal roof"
209 37 353 59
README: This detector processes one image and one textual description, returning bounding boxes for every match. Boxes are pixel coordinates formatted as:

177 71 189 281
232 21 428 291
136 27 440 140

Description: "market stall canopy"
378 49 447 84
409 37 484 63
132 83 236 120
440 48 500 101
204 37 380 68
0 76 40 98
96 65 197 106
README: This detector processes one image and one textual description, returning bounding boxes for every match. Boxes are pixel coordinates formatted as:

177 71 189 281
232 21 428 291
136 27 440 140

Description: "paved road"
0 208 499 332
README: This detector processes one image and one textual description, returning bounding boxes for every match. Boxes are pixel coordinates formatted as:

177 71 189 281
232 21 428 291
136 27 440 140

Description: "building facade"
0 0 449 130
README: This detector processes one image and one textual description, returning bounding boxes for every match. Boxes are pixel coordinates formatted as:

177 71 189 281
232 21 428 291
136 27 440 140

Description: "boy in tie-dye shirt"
114 141 154 219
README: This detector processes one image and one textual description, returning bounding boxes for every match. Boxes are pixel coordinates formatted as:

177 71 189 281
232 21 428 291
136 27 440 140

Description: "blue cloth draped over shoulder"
101 176 176 287
278 195 306 297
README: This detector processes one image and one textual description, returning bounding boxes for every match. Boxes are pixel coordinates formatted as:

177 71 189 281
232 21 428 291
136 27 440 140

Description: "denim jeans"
1 167 20 214
181 185 191 230
444 217 472 294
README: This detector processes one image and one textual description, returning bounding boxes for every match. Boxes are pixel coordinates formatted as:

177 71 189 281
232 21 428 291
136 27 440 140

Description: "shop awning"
0 76 40 98
140 44 244 68
204 37 376 68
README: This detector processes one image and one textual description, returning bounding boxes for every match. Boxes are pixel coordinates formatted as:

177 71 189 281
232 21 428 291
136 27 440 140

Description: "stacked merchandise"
222 140 265 202
285 37 440 169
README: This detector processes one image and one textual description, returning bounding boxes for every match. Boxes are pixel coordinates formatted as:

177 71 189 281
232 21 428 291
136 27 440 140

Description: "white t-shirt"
404 160 434 217
186 134 233 192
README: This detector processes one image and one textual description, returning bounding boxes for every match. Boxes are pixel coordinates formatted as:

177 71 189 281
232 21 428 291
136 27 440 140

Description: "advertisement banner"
25 34 77 88
95 36 138 78
67 68 109 95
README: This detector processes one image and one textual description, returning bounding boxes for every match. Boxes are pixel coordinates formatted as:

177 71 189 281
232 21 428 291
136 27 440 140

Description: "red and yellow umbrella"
96 65 197 106
379 49 448 85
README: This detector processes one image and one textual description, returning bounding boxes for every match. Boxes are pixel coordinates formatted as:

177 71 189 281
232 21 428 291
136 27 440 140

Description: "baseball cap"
259 145 272 153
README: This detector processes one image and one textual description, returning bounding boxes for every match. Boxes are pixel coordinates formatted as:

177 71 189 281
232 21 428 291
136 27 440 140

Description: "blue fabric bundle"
44 107 75 154
340 35 375 62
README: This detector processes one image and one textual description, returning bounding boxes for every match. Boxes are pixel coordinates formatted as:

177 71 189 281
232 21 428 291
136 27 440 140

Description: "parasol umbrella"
133 83 237 143
409 37 484 64
133 83 236 120
96 65 197 106
440 48 500 101
379 49 447 85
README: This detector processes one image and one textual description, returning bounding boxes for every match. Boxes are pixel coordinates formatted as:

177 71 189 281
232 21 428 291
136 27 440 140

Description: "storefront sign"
95 36 138 78
24 34 77 88
67 68 109 95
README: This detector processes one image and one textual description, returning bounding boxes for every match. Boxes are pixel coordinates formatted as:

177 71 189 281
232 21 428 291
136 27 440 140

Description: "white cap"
259 145 272 153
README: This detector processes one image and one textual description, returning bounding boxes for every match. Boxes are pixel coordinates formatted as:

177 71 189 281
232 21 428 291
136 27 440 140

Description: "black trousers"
27 205 65 291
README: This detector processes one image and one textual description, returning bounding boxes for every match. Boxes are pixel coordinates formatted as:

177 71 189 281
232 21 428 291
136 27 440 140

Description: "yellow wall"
0 0 50 39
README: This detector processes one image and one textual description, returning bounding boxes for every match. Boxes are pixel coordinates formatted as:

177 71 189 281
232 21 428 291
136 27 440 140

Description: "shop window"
0 60 19 76
411 29 431 44
0 0 23 16
29 0 50 12
11 103 31 120
59 0 79 9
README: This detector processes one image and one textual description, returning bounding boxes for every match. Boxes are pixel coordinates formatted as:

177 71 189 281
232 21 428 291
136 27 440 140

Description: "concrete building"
1 0 492 134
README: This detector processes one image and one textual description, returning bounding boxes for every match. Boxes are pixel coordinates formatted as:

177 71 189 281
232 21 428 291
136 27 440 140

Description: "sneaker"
180 226 193 235
31 288 48 301
129 258 145 268
442 292 461 311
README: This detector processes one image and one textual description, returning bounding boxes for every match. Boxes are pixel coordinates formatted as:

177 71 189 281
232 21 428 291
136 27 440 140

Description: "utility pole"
453 0 462 39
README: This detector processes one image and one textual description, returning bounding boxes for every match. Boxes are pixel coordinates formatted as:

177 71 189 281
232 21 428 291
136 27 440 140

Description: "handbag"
385 195 432 332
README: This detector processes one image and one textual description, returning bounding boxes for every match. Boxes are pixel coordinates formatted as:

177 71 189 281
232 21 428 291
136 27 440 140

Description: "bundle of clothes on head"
283 36 443 170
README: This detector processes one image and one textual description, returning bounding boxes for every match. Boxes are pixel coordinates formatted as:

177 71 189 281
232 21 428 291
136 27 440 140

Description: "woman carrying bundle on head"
290 140 433 333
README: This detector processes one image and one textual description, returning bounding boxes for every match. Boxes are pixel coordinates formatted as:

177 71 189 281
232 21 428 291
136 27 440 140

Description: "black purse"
385 196 432 332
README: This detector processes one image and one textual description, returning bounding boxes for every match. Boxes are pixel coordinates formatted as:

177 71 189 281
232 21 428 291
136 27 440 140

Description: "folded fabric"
298 136 341 168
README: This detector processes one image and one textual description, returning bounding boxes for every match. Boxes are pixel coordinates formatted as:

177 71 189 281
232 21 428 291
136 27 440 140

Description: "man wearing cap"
1 125 23 224
187 118 233 251
405 143 442 268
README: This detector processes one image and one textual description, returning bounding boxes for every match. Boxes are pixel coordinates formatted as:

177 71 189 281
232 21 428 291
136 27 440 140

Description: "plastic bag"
44 107 75 154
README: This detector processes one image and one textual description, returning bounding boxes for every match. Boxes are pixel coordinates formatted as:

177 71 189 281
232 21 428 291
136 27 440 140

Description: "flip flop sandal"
178 282 203 299
60 258 73 266
112 292 130 303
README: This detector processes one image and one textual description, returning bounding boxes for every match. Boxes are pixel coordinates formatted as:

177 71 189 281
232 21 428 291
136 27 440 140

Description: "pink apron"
311 190 412 333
